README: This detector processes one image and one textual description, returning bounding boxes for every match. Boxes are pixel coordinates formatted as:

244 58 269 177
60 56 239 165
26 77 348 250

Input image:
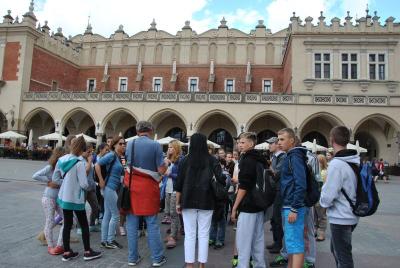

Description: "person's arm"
320 161 343 208
95 152 113 189
290 155 307 212
231 189 246 222
32 165 52 183
51 161 62 186
176 191 182 214
76 161 90 190
173 157 185 193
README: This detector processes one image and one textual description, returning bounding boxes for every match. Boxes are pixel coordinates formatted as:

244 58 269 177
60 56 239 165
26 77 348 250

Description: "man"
266 137 286 254
277 128 308 268
233 150 240 163
125 121 168 267
231 132 267 268
225 152 235 177
106 137 113 149
320 126 359 268
218 148 226 160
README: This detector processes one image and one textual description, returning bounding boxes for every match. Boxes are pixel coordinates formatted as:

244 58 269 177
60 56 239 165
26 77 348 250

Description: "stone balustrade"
22 91 399 106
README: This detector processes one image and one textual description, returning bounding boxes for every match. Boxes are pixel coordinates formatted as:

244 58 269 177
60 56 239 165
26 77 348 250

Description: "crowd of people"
32 121 380 267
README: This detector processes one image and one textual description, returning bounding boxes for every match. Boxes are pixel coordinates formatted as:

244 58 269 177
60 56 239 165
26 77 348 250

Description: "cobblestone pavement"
0 159 399 267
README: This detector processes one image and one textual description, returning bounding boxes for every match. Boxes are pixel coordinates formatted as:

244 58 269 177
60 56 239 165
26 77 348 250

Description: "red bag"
123 168 160 216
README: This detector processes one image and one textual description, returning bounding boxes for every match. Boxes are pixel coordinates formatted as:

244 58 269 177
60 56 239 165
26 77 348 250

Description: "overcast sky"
1 0 398 37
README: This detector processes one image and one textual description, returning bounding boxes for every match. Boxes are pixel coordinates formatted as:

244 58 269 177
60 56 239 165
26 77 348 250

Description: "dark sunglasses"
118 142 126 146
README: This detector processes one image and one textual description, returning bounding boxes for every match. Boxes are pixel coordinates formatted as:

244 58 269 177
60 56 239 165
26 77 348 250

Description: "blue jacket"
280 147 308 212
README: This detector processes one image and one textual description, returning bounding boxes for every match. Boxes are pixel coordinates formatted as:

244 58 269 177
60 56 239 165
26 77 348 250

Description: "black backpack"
342 162 380 217
288 157 321 207
251 162 275 210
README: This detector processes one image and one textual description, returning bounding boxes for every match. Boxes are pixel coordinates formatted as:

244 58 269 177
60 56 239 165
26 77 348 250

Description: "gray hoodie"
320 149 360 225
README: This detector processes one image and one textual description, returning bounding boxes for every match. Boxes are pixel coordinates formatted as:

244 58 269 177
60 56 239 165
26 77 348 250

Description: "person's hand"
231 208 238 223
87 154 93 163
47 181 59 189
99 180 105 189
176 204 182 214
231 176 238 185
288 211 297 223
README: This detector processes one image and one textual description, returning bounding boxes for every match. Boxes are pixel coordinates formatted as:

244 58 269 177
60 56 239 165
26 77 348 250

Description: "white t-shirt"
165 164 174 194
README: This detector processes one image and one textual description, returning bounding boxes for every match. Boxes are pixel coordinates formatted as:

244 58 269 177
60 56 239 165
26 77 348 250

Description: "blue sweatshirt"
32 164 58 199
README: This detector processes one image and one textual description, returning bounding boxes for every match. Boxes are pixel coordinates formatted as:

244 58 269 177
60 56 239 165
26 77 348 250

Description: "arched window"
257 130 276 144
166 127 187 142
190 43 199 64
227 43 236 64
155 44 163 64
208 128 233 151
302 131 328 148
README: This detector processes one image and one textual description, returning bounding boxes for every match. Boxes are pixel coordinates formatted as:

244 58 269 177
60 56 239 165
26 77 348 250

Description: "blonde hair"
70 136 86 156
318 154 328 170
169 140 182 163
48 147 66 169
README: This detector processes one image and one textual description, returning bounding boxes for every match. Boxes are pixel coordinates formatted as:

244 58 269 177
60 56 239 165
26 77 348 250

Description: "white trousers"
182 209 213 264
236 211 266 268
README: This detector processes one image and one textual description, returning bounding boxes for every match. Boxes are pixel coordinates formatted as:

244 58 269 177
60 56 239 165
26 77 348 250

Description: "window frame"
340 52 359 80
152 77 163 92
118 77 128 92
262 79 273 93
368 52 387 81
87 78 96 92
224 78 235 93
51 80 58 91
187 77 199 92
312 51 332 79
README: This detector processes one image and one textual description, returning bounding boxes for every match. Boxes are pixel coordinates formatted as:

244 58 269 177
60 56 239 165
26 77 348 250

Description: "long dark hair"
187 133 209 169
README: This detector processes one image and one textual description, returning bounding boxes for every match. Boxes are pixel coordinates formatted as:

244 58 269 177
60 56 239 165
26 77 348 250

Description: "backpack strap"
104 153 118 187
62 159 81 180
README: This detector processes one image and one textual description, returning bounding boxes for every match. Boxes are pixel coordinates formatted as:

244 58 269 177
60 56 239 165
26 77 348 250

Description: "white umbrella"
39 132 67 141
255 142 269 150
301 141 327 152
118 132 123 137
28 129 33 149
0 130 27 139
57 132 64 147
207 140 221 149
157 136 185 145
76 133 97 143
125 135 139 142
347 142 367 153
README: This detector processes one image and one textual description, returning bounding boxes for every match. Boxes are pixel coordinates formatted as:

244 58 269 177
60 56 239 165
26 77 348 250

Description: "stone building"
0 2 400 163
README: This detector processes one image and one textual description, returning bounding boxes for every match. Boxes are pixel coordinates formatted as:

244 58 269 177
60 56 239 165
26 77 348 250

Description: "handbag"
118 140 135 210
211 176 228 201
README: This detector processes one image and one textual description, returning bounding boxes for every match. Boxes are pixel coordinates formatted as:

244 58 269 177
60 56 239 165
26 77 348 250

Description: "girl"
175 133 226 268
95 136 126 249
53 136 102 261
164 139 184 249
33 147 66 255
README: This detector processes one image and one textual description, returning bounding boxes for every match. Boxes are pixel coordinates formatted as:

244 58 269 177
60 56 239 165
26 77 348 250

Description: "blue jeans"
126 213 164 263
209 217 226 244
101 187 120 243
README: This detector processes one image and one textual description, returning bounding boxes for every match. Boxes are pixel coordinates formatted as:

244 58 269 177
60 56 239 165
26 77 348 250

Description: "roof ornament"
149 18 157 30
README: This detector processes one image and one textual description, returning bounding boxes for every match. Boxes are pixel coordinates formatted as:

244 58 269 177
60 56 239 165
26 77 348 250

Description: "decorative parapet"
22 91 398 106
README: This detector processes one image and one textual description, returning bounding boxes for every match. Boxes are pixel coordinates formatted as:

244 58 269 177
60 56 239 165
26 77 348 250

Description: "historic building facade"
0 2 400 163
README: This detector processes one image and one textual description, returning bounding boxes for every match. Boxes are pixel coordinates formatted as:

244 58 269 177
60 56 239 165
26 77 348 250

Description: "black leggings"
63 209 90 252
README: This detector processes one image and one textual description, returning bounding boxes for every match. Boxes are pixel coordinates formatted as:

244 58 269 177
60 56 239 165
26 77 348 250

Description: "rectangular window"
225 79 235 93
314 53 330 79
118 77 128 91
188 77 199 92
87 79 96 92
51 81 58 91
369 53 386 80
153 77 162 92
341 53 358 80
262 79 272 93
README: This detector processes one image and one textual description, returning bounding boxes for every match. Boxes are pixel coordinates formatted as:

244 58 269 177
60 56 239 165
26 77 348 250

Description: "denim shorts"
283 207 306 254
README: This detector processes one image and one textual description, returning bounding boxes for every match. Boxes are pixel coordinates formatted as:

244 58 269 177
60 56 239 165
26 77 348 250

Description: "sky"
0 0 399 37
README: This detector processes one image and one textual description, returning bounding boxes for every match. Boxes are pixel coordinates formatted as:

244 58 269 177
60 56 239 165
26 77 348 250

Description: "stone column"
96 133 104 148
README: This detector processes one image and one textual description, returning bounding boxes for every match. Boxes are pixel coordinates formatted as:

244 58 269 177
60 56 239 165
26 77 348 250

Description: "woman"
94 143 109 221
53 136 102 261
315 154 328 241
95 136 126 249
164 140 184 249
175 133 226 268
33 147 66 255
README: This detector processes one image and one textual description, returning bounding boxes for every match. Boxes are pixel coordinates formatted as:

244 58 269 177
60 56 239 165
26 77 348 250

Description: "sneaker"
119 226 126 236
89 225 101 232
208 239 215 246
232 256 238 268
213 241 224 249
50 246 64 255
128 256 143 266
83 249 102 261
62 251 79 262
303 261 315 268
100 242 107 248
270 255 288 267
109 240 123 249
152 256 167 267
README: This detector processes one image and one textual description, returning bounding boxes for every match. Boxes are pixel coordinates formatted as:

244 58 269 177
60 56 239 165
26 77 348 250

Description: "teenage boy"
277 128 308 268
231 132 267 268
320 126 359 268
